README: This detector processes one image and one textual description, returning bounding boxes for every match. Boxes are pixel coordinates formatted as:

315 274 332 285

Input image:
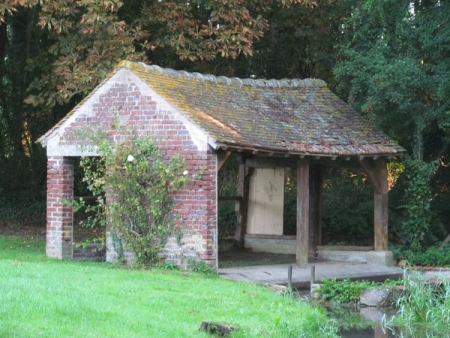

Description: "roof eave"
214 142 405 159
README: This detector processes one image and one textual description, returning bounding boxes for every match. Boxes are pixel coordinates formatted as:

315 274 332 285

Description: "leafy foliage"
401 245 450 267
80 134 189 266
187 257 217 276
335 0 450 248
386 271 450 336
317 278 401 305
318 278 370 304
217 153 238 238
0 189 45 222
2 0 450 255
321 168 374 245
401 159 440 251
335 1 450 152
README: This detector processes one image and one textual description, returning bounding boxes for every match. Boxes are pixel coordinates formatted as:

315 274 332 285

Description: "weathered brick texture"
46 156 74 259
73 244 106 262
46 78 218 268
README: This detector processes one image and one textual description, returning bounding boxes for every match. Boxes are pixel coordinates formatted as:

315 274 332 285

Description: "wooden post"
234 155 251 247
296 158 310 268
311 166 323 250
288 265 293 291
359 158 389 251
374 159 388 251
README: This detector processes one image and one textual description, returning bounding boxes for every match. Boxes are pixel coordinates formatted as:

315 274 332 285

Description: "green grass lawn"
0 235 339 338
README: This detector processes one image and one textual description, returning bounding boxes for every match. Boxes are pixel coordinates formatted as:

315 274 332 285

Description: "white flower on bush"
127 154 135 162
183 170 188 176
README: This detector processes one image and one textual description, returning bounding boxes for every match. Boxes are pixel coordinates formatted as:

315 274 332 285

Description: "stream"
330 307 397 338
332 307 446 338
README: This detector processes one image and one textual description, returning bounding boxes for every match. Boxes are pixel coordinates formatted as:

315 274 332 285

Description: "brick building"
37 61 404 269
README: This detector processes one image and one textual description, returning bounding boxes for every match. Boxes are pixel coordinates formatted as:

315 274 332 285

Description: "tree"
0 0 144 191
1 0 329 192
137 0 356 81
335 0 450 159
334 0 450 249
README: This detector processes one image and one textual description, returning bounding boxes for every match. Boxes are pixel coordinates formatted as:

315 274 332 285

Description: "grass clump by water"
0 235 339 338
316 278 402 305
384 270 450 337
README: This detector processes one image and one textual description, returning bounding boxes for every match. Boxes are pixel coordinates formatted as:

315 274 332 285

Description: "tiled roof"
38 60 405 157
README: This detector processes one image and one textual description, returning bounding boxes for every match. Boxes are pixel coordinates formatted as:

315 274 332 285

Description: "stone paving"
218 261 404 289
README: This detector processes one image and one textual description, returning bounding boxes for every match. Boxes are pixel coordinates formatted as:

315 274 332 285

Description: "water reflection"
335 308 449 338
329 306 394 338
340 324 397 338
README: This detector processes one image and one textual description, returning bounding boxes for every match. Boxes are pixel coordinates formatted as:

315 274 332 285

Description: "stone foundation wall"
73 244 106 262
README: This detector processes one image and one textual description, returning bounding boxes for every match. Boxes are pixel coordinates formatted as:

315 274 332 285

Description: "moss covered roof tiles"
126 61 403 157
38 60 405 157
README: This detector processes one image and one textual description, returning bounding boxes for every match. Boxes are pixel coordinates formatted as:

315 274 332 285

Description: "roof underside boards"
37 60 405 158
127 62 404 157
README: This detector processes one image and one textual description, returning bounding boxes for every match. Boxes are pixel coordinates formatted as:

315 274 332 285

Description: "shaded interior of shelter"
71 158 107 261
70 151 391 267
217 152 382 268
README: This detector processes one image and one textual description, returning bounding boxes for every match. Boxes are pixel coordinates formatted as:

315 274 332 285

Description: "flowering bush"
81 133 189 266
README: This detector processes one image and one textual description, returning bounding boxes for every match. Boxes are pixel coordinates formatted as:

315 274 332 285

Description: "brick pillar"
46 156 74 259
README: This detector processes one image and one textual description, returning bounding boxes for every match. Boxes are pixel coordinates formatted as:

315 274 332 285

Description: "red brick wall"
49 79 218 267
46 156 74 259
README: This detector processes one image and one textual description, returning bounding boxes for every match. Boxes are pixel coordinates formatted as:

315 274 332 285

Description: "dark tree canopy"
1 0 449 249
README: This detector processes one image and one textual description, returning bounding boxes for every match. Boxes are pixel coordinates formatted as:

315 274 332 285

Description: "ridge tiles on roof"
116 60 327 89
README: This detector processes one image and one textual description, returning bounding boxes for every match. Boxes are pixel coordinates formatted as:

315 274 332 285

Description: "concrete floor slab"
218 261 403 289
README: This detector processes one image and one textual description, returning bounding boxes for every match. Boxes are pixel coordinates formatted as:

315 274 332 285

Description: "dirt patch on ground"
1 220 321 267
219 249 295 266
218 247 327 267
0 219 103 243
0 220 46 239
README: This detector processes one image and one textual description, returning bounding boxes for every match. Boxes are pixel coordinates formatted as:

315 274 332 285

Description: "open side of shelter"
37 60 404 269
225 154 392 266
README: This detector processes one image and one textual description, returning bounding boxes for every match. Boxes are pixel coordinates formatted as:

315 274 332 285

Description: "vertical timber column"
234 155 250 248
46 156 74 259
311 166 323 250
374 158 388 251
296 158 310 268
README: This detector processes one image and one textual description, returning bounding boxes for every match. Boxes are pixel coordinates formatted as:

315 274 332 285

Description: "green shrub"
321 168 374 245
283 175 297 235
317 278 401 305
0 189 45 222
218 200 236 238
402 245 450 267
395 159 441 251
318 278 369 304
187 257 217 275
80 133 189 267
217 154 238 238
385 271 450 336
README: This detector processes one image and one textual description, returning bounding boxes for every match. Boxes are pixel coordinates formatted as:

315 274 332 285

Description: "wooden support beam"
311 167 323 251
245 157 295 169
217 151 232 170
374 159 388 251
374 192 388 251
218 196 242 201
360 158 389 251
359 158 383 193
234 155 252 247
296 159 310 268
